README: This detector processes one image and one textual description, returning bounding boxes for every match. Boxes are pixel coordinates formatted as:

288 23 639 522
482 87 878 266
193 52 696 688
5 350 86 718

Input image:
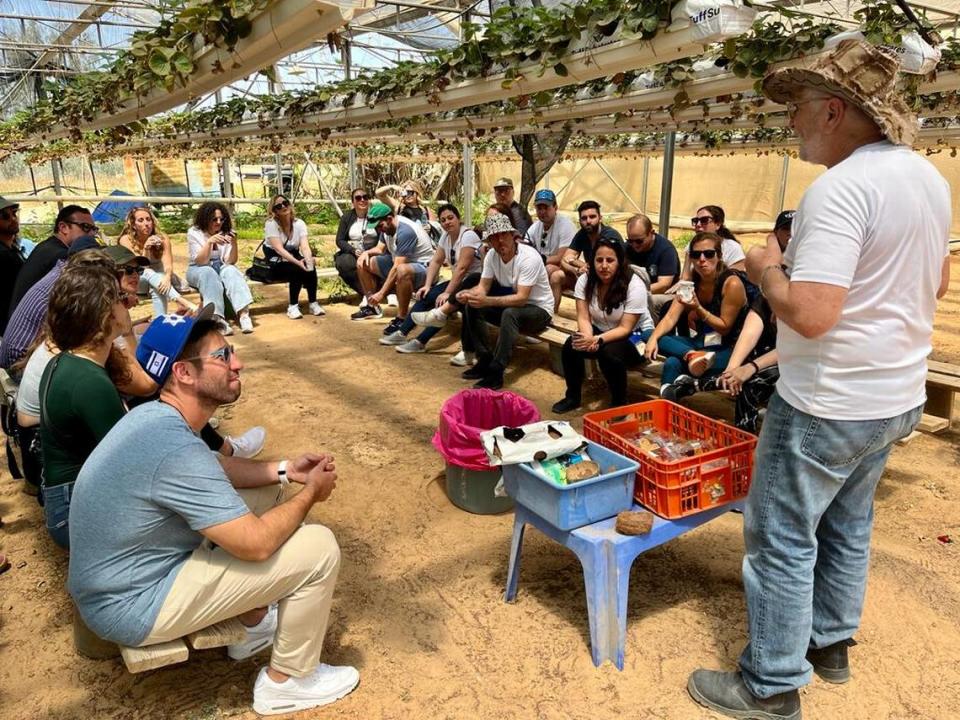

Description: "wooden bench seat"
923 359 960 431
118 617 248 673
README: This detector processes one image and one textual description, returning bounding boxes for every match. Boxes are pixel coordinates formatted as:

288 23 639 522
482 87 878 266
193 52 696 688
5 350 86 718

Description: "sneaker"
473 373 503 390
227 604 277 660
687 669 801 720
239 313 254 334
308 301 326 316
227 426 266 458
351 306 379 321
382 317 405 336
252 663 360 716
379 330 408 346
411 308 448 328
661 375 698 402
215 314 234 336
551 397 581 414
461 364 488 380
396 339 426 354
685 350 716 377
387 293 399 307
287 304 303 320
450 350 476 367
806 639 854 684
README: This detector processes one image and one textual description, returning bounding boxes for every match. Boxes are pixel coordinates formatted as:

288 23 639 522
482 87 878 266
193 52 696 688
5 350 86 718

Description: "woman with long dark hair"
552 237 655 413
118 206 196 316
187 202 254 334
38 265 130 547
689 205 746 271
645 231 748 401
334 188 379 296
264 194 323 319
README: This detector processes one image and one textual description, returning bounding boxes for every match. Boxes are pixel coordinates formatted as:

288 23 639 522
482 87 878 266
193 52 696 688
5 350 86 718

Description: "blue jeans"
738 392 922 697
657 333 731 385
186 262 253 319
400 281 449 346
139 268 187 317
43 481 74 549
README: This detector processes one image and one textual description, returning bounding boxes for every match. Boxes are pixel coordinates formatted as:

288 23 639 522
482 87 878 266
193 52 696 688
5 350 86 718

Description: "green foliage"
673 230 694 250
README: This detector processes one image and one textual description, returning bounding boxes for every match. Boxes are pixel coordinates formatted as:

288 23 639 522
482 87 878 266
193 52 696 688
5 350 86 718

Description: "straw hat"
761 39 917 147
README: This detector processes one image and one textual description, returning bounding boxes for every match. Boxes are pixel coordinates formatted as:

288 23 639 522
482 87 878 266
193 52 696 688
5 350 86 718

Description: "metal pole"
87 157 99 195
267 75 283 197
216 90 233 200
342 41 358 190
657 131 676 237
50 159 64 211
462 143 474 227
182 159 193 195
776 153 790 214
640 155 650 212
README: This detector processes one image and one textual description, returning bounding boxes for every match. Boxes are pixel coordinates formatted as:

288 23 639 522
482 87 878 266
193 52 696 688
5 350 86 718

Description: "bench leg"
923 387 954 429
504 513 527 603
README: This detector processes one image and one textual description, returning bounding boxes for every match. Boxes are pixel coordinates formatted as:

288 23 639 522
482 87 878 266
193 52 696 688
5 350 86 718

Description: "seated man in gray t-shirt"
67 306 358 716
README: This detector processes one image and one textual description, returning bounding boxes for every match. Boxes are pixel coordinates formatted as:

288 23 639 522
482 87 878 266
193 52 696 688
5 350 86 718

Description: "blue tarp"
92 190 141 224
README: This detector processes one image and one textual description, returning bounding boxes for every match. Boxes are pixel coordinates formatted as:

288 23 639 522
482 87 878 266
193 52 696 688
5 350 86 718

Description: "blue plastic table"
504 500 743 670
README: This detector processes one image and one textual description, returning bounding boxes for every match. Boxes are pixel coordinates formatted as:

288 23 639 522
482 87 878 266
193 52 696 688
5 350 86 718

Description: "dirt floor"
1 237 958 720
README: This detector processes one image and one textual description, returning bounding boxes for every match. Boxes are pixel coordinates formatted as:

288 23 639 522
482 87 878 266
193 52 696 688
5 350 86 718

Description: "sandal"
684 350 716 378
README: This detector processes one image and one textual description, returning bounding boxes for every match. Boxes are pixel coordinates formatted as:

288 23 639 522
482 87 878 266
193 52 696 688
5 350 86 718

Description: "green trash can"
444 462 514 515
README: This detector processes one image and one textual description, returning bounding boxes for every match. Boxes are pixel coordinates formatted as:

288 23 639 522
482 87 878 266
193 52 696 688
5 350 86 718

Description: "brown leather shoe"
806 639 855 684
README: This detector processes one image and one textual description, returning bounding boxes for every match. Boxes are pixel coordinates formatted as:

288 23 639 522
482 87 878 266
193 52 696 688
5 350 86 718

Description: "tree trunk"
511 129 572 207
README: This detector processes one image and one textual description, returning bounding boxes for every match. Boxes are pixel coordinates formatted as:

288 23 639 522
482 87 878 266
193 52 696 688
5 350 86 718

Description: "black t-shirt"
8 236 68 319
625 233 680 285
0 240 26 334
568 225 623 265
749 296 777 358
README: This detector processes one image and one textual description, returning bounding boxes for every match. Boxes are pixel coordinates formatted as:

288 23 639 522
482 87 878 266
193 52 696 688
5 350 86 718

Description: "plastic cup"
677 280 695 302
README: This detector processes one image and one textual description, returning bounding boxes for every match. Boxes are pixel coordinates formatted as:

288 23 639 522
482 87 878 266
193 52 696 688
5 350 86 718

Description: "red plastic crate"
583 400 757 519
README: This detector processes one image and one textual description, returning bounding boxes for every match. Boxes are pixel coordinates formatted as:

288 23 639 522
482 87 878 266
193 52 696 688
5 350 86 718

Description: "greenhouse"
0 0 958 718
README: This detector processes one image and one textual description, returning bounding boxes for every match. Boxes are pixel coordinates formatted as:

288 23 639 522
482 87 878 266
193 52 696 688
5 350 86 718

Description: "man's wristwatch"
277 460 289 487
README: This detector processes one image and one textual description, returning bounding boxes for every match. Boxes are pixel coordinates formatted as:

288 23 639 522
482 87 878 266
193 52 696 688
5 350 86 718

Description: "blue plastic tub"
502 441 639 530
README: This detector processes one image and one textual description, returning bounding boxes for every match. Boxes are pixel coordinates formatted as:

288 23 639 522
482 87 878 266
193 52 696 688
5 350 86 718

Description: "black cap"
774 210 796 231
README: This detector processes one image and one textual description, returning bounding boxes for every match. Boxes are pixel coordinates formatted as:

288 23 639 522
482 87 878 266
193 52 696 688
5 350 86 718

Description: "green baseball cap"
367 202 393 222
104 244 150 266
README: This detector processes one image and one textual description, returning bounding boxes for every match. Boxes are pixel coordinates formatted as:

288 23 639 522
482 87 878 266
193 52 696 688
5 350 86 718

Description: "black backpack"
245 241 286 284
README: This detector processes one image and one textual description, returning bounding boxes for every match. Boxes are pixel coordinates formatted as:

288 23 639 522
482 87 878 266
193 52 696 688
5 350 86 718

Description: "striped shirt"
0 259 65 370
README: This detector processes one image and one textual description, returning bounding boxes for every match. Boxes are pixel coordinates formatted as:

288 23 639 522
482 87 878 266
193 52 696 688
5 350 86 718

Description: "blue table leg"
504 506 528 603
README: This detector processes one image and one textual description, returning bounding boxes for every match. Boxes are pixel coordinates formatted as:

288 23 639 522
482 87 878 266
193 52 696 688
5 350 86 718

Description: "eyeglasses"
785 97 829 119
65 220 99 234
0 206 19 221
211 216 224 224
626 236 647 245
691 216 715 226
181 343 235 365
273 199 291 212
353 194 369 201
121 264 146 276
690 249 718 260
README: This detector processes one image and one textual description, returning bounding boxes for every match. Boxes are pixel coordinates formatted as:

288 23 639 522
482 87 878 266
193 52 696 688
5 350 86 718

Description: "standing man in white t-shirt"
688 41 952 720
456 213 554 389
523 189 577 311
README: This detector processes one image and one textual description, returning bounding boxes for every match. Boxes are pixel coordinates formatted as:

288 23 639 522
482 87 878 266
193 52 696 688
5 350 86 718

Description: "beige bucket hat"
762 39 917 147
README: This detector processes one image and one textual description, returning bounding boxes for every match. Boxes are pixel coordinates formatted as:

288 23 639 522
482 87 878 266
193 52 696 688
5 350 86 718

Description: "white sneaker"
287 304 303 320
379 330 407 346
308 301 326 316
227 426 266 458
396 339 426 354
227 604 277 660
252 663 360 716
411 308 448 328
387 293 399 307
239 313 254 334
215 315 234 336
450 350 476 367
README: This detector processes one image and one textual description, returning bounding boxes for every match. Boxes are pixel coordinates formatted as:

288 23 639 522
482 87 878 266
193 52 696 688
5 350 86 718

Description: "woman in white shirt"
334 188 379 295
552 237 655 413
186 202 254 334
264 195 324 320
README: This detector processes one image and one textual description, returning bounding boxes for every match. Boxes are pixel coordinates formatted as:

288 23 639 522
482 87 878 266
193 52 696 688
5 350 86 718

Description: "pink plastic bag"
432 389 540 471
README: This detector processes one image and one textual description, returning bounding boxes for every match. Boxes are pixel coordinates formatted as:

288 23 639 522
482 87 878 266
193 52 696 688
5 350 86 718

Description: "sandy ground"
0 239 958 720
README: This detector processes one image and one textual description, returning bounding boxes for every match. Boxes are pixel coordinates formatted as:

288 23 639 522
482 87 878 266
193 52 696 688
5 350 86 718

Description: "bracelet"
277 460 289 487
748 360 760 374
759 264 785 298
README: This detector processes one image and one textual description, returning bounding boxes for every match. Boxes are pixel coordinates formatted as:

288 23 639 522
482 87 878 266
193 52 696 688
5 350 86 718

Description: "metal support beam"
50 159 64 211
640 156 650 212
462 144 474 227
216 90 233 200
776 153 790 214
658 132 676 237
342 41 358 190
87 158 99 195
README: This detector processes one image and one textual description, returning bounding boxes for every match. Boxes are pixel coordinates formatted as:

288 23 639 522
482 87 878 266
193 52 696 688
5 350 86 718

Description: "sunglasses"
691 216 715 226
401 190 416 198
182 343 235 365
353 194 369 201
0 206 19 221
121 264 146 276
65 219 99 234
690 249 718 260
273 199 291 212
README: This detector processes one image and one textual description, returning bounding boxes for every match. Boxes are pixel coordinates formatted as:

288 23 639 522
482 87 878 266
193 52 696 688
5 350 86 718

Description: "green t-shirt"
38 352 126 488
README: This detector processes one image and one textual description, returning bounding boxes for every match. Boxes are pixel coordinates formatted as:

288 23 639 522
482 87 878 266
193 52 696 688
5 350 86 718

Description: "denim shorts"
374 256 427 288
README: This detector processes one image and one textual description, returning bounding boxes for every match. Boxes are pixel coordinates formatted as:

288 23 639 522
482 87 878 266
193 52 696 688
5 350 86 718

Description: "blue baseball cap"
534 189 557 205
136 303 216 385
67 235 102 256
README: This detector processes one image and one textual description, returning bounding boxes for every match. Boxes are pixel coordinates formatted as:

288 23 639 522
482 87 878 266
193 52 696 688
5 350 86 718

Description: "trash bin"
432 389 540 514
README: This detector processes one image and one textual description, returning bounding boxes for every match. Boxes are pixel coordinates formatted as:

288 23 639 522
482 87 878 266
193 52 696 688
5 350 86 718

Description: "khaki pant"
141 486 341 677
